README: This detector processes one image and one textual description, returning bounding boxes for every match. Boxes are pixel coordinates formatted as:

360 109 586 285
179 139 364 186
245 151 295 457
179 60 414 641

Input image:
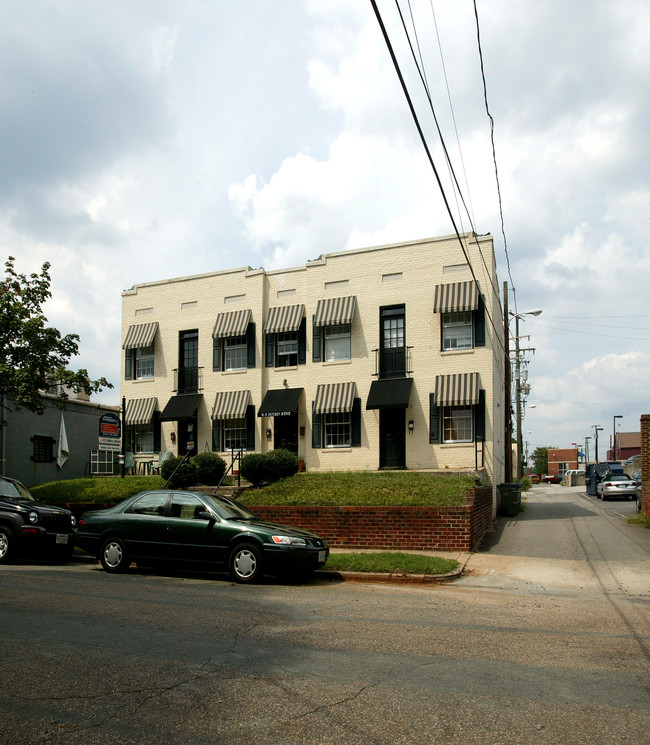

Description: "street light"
584 436 591 465
613 415 623 461
594 425 604 463
509 309 542 481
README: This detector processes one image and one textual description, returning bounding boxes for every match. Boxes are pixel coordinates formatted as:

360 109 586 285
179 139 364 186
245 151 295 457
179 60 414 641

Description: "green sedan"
76 491 329 583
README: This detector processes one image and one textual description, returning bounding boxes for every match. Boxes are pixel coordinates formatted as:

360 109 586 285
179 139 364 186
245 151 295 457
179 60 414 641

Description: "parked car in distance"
0 476 76 563
632 469 642 512
543 474 561 484
596 473 638 501
528 474 541 484
625 455 641 466
76 490 329 583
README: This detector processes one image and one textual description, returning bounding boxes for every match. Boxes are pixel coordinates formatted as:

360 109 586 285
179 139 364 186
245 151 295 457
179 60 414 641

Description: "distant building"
607 431 640 461
547 447 579 477
2 390 120 487
121 233 507 511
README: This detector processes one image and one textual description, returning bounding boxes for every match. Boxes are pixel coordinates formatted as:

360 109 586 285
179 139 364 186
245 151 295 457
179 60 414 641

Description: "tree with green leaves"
0 256 112 413
530 446 554 475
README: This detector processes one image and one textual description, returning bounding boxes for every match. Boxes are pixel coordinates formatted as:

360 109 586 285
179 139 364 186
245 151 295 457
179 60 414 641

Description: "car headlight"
272 535 306 546
28 511 39 524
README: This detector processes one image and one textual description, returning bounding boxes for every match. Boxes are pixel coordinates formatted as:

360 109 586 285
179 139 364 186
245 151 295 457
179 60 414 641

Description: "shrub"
193 452 226 485
240 453 269 487
160 455 199 488
266 449 299 481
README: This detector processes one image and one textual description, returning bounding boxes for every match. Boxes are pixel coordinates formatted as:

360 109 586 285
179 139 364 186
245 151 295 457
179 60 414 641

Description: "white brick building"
121 232 506 496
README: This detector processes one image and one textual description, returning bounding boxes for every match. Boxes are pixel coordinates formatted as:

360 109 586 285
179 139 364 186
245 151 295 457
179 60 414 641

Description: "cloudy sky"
3 0 649 458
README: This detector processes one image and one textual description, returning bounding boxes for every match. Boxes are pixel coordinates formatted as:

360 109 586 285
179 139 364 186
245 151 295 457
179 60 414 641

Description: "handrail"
214 448 243 495
163 450 192 489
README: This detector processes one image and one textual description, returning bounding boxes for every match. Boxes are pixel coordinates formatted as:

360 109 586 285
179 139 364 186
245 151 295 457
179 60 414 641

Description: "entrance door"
274 414 298 454
380 409 406 469
178 418 197 456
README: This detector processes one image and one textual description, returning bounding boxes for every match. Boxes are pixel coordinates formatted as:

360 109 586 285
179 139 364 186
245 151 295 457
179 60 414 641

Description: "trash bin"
498 482 522 516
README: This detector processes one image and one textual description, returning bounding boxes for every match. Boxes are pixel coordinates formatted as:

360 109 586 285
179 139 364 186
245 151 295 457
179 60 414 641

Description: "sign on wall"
98 413 121 452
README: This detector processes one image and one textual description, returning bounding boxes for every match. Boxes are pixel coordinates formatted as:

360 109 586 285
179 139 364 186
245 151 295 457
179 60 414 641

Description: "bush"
160 455 199 488
266 449 299 481
240 453 269 487
193 452 226 485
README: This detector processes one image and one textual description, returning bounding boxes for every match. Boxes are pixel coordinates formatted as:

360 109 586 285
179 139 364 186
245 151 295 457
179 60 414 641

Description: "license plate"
55 534 69 545
318 550 326 562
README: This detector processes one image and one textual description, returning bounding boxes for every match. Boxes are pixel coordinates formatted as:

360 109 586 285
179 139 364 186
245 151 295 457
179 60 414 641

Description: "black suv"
0 476 76 563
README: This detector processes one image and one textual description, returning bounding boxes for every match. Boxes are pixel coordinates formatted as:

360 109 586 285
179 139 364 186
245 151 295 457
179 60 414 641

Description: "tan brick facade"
121 233 506 507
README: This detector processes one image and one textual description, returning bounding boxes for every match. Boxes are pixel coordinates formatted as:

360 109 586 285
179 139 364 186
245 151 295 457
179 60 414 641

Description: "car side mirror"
197 510 215 523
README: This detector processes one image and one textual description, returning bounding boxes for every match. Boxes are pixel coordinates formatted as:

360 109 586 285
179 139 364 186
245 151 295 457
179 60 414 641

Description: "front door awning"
159 394 202 422
366 378 413 410
258 388 303 417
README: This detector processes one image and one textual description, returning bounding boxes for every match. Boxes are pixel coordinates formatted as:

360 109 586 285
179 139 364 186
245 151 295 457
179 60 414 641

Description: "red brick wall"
245 487 493 552
641 415 649 515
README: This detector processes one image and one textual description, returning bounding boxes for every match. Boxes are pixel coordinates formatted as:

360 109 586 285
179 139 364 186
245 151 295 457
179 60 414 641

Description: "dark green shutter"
124 350 133 380
212 420 221 451
212 337 222 371
351 397 361 447
474 295 486 347
247 322 256 368
312 401 321 448
475 389 486 441
312 317 322 362
265 333 274 367
153 411 161 453
246 404 255 451
298 317 306 365
429 393 440 443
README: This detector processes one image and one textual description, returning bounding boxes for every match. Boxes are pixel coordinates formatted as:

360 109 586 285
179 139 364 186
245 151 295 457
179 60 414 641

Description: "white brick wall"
121 233 506 493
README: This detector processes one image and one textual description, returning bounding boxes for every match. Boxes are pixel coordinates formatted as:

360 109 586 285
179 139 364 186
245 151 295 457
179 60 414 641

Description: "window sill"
273 365 298 372
131 377 155 383
222 368 247 375
322 358 352 366
441 348 475 355
440 442 474 447
321 447 352 453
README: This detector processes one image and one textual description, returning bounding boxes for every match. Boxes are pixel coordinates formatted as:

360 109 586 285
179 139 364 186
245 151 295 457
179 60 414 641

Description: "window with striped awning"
122 322 159 349
264 304 305 334
125 397 158 425
432 281 478 314
313 296 357 328
211 390 251 421
212 309 251 338
313 382 356 414
434 373 480 406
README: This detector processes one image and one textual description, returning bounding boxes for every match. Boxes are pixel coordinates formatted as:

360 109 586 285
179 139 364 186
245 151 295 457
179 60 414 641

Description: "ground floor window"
32 435 55 463
126 423 154 453
212 406 255 452
323 411 351 448
442 406 473 443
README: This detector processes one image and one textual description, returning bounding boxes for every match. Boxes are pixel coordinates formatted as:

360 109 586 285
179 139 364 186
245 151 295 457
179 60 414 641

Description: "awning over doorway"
122 322 159 349
264 304 304 334
125 397 158 426
258 388 303 417
211 390 251 420
366 378 413 410
434 372 480 406
314 382 356 414
432 281 478 314
159 394 202 422
212 309 251 339
313 296 357 327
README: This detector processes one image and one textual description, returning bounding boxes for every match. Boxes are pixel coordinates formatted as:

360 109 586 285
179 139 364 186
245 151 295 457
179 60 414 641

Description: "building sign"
99 413 121 452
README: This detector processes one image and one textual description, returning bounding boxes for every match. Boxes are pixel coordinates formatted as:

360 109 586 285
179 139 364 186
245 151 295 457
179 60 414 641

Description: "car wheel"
0 526 13 564
100 537 131 573
229 542 263 583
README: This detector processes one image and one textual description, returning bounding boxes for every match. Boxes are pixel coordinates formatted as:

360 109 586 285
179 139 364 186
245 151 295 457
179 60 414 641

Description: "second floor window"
135 345 155 379
324 324 351 362
442 312 473 350
223 335 247 371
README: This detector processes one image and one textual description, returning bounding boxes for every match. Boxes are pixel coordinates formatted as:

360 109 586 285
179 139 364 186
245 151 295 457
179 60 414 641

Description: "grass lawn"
325 551 459 575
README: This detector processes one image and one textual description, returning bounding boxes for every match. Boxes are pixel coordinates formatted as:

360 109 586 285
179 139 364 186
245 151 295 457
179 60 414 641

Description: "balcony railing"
173 366 203 394
372 347 413 379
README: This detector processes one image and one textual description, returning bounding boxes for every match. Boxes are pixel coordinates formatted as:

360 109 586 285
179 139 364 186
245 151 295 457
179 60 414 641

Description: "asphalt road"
0 485 648 745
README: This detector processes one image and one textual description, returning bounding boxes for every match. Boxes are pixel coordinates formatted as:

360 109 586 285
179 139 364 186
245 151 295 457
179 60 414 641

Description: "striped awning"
313 296 357 328
212 309 251 339
122 322 159 350
432 281 478 314
125 397 158 426
264 304 305 334
434 373 480 406
211 390 251 420
314 382 356 414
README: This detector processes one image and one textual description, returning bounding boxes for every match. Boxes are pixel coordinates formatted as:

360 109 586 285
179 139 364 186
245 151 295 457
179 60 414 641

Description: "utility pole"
584 436 591 465
594 425 603 463
613 415 622 461
503 282 512 482
515 314 523 481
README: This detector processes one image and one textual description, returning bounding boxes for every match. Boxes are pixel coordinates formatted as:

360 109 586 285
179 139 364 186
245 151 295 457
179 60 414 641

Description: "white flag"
57 414 69 468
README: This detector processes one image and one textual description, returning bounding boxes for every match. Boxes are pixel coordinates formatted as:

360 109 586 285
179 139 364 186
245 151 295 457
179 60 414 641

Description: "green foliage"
243 471 477 507
240 452 271 487
530 446 550 475
30 476 164 505
520 475 532 491
266 449 299 481
160 455 199 488
0 256 112 412
193 451 226 484
325 551 458 575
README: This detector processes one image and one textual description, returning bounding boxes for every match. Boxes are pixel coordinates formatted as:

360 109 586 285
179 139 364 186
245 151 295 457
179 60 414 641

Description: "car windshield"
0 478 35 502
204 494 257 521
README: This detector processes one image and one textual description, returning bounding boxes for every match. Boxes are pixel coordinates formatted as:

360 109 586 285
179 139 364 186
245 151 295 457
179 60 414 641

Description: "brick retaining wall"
245 486 493 552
